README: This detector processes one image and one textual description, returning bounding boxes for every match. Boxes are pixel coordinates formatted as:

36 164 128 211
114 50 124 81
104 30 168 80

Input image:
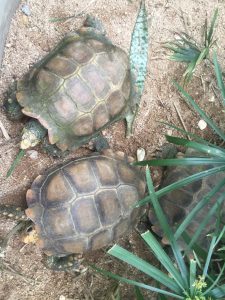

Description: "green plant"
94 52 225 299
165 9 218 84
94 165 225 299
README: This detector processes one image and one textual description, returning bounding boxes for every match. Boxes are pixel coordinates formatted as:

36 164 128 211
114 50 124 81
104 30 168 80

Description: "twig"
0 120 10 140
1 261 34 284
179 9 190 35
0 222 25 254
50 0 98 23
173 102 190 140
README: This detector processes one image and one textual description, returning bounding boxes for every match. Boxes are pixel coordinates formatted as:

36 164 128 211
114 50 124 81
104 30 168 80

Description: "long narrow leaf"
175 177 225 239
189 259 197 297
129 0 148 97
136 165 225 207
174 81 225 141
207 9 218 46
209 284 225 298
166 135 225 157
213 51 225 106
186 193 225 252
134 157 225 167
108 245 181 293
158 121 218 146
93 265 183 299
134 286 145 300
145 167 189 288
204 263 225 296
142 231 185 291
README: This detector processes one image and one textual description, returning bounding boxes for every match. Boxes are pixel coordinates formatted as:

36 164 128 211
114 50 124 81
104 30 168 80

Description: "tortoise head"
20 119 47 149
82 15 106 35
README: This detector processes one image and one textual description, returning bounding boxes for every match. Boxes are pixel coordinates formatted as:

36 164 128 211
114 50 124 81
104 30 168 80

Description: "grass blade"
134 286 145 300
142 231 185 291
174 81 225 141
186 193 225 252
204 263 225 296
209 284 225 298
206 9 218 46
136 165 225 207
134 157 225 167
92 265 183 299
213 51 225 106
175 177 225 239
145 167 189 288
108 244 181 293
6 149 25 178
165 135 225 157
189 259 197 297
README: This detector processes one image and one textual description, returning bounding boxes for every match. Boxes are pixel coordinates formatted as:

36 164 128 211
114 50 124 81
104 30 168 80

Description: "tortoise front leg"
0 204 28 221
44 254 87 273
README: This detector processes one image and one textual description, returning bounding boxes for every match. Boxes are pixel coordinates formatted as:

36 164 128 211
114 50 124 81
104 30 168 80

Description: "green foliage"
94 53 225 300
6 149 25 178
94 166 225 299
129 0 149 98
165 9 218 84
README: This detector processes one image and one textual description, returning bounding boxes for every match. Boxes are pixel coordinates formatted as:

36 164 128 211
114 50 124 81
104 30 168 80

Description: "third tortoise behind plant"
148 149 225 248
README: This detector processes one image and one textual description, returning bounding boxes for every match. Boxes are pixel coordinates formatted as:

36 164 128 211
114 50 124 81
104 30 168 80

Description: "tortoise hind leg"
44 254 87 273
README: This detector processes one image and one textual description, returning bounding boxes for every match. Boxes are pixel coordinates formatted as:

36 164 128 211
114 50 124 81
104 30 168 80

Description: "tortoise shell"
16 27 131 151
148 150 225 247
25 150 146 257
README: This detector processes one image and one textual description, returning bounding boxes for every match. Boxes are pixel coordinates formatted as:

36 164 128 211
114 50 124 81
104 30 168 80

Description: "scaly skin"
0 204 28 221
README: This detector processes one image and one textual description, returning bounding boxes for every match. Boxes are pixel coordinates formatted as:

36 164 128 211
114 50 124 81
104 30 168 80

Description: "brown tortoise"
5 16 138 154
0 150 146 271
148 149 225 249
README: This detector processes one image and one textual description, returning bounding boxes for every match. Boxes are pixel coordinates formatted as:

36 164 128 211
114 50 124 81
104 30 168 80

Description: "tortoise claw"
44 254 87 273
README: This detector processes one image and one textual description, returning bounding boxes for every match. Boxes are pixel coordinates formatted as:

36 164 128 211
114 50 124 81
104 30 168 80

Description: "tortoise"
148 148 225 249
0 150 146 271
5 15 140 154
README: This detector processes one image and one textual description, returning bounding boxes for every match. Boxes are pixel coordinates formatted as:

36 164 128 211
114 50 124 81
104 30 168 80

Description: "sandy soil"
0 0 224 299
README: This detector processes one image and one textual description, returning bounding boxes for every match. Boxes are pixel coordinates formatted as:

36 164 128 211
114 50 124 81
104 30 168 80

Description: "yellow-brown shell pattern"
16 33 131 151
25 152 146 256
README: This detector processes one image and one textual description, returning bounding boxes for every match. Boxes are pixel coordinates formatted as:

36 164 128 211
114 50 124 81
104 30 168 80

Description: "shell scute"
42 172 74 207
90 230 112 251
92 102 110 130
80 63 110 99
43 206 75 237
95 189 121 225
71 196 100 234
72 113 94 136
36 69 63 95
64 160 97 194
66 77 96 112
94 157 119 186
45 55 78 78
61 41 94 64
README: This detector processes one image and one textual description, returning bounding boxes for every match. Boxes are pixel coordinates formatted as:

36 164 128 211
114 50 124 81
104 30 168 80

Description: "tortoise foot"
0 205 28 221
42 137 69 158
44 254 87 273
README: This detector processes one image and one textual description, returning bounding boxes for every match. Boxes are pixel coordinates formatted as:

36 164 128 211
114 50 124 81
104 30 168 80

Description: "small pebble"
137 147 145 161
27 150 38 160
59 296 66 300
208 95 215 102
21 4 31 16
198 119 207 130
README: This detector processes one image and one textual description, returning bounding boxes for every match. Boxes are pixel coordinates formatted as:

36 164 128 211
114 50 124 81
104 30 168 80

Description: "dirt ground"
0 0 225 299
